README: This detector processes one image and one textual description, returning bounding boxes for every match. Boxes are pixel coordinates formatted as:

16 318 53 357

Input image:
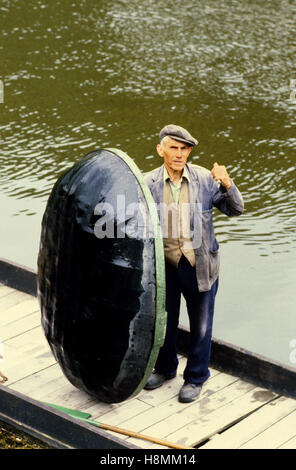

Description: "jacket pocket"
209 243 220 281
210 238 219 253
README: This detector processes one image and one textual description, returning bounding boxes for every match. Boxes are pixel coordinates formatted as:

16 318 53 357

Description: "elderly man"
144 124 244 402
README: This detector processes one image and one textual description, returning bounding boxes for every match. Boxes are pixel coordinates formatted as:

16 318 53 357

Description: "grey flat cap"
159 124 198 147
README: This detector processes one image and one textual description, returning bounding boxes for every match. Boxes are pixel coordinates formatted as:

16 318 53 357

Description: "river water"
0 0 295 367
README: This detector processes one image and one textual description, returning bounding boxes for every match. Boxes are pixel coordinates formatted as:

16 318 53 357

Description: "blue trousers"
155 255 219 385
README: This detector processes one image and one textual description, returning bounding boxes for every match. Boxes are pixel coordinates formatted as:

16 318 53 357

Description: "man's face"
156 137 193 172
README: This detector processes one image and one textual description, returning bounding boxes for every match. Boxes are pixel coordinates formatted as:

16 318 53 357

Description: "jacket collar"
163 165 191 184
149 164 200 221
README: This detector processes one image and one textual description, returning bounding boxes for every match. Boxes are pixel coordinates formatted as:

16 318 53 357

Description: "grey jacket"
144 163 244 292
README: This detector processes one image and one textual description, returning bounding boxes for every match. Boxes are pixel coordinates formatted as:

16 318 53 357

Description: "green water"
0 0 295 367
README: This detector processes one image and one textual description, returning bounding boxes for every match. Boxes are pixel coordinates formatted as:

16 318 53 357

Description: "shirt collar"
163 165 190 183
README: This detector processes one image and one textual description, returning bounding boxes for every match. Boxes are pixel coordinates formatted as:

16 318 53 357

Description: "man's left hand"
211 162 232 191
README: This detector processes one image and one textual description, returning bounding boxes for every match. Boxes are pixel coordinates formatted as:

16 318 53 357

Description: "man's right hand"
211 162 232 191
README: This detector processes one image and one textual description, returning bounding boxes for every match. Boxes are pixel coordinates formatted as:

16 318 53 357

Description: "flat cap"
159 124 198 147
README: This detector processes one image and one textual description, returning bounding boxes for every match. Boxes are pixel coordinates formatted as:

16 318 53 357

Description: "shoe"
144 371 176 390
178 382 203 403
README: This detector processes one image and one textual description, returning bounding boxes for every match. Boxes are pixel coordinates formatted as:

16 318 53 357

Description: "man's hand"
211 162 232 191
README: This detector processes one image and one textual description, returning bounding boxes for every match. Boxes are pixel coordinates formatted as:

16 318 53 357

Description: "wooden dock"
1 281 296 449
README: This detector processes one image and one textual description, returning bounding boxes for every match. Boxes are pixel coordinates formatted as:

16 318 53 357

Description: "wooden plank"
92 398 153 426
0 334 50 386
119 372 244 434
0 341 22 366
206 335 296 402
35 375 153 425
240 409 296 449
2 261 296 402
81 388 168 435
3 341 50 374
123 438 168 450
34 379 98 411
34 376 87 404
28 355 188 426
0 285 16 298
2 285 296 451
136 356 186 407
96 427 171 450
200 395 296 449
165 387 277 447
278 435 296 449
30 354 183 422
3 325 50 368
3 346 49 377
0 290 31 312
97 368 220 425
138 363 220 407
8 363 62 396
1 311 41 341
0 298 39 327
6 344 217 451
4 348 56 384
4 318 154 424
28 375 73 403
80 386 154 419
0 384 136 449
126 436 172 450
4 324 48 350
15 372 105 420
131 375 255 442
78 396 119 418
